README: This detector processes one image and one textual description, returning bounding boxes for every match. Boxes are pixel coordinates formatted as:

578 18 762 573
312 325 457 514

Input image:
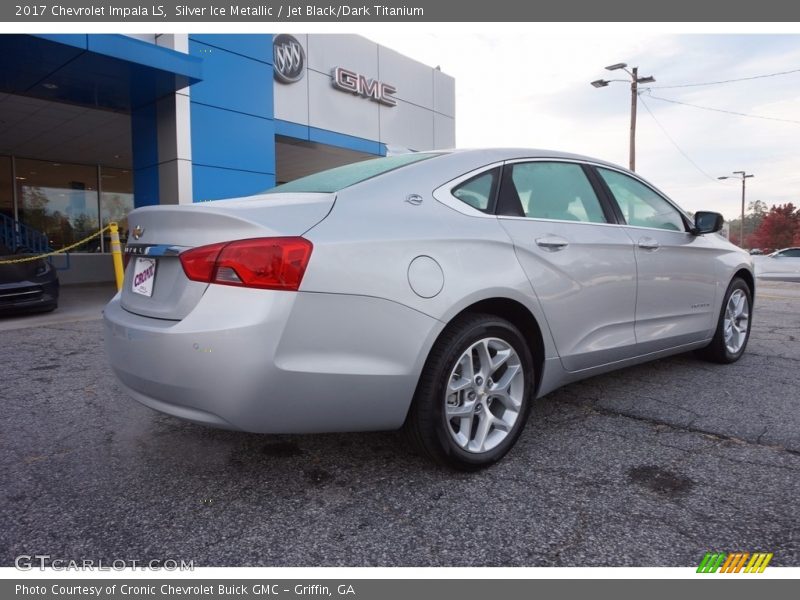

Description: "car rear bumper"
103 285 442 433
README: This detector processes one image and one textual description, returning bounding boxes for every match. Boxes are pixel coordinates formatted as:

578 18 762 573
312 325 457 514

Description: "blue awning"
0 34 203 111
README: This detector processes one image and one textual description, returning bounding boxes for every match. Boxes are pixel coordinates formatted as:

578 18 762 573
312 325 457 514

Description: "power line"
648 67 800 89
638 95 727 185
642 90 800 125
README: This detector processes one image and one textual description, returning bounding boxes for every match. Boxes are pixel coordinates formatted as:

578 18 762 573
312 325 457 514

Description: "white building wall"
273 34 455 151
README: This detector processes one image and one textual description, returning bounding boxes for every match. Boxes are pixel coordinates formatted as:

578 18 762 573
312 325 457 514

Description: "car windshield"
267 152 443 194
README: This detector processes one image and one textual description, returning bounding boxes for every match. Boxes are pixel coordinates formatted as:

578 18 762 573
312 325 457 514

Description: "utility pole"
718 171 755 247
591 63 656 172
629 67 638 172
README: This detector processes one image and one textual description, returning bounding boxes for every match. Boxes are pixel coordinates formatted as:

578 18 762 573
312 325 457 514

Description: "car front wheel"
697 277 752 364
404 313 534 470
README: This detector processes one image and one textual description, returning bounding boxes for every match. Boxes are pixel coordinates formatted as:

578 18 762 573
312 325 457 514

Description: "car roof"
436 148 626 170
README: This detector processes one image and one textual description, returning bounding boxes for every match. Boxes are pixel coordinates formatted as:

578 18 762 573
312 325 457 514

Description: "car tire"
403 313 535 470
696 277 752 364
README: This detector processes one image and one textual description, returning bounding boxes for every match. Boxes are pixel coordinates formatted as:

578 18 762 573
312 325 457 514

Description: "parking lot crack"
587 404 799 458
745 352 800 363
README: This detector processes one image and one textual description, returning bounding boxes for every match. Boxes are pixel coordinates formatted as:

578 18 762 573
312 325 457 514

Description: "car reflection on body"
103 149 755 469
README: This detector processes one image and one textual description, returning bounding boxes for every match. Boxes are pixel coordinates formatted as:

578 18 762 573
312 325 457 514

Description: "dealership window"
100 167 134 246
9 158 134 253
15 158 99 252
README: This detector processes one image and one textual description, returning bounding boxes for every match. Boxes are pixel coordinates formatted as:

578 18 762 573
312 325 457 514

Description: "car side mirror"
692 211 724 235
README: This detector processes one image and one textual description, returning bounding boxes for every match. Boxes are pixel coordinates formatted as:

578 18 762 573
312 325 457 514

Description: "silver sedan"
104 149 754 469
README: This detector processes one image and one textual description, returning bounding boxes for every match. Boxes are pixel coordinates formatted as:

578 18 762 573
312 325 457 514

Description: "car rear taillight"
179 237 313 291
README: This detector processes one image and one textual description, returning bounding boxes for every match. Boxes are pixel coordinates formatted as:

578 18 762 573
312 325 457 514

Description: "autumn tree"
749 203 800 251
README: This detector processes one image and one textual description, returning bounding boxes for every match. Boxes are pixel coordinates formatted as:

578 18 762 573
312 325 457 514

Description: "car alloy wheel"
444 337 525 453
723 289 749 354
696 277 752 364
403 313 534 470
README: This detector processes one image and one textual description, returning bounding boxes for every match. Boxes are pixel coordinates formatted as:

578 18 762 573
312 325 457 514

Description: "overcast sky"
369 33 800 220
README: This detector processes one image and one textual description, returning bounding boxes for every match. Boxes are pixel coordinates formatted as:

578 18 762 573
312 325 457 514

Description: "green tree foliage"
728 200 769 248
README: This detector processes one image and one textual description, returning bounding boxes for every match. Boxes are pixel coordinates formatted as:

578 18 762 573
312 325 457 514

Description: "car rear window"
267 152 443 194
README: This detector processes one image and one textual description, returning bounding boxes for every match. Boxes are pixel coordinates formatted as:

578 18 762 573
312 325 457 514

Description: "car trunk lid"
120 193 334 320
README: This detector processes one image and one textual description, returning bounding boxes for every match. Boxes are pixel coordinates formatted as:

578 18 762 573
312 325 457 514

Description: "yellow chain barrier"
0 223 117 265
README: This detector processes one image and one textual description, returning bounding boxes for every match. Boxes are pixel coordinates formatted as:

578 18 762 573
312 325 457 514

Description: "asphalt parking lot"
2 281 798 567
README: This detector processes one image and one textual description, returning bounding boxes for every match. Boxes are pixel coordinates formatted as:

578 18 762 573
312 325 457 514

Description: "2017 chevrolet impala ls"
104 149 754 469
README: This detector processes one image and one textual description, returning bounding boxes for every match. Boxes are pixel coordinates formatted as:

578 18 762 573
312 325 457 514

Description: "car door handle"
638 237 660 251
535 236 569 251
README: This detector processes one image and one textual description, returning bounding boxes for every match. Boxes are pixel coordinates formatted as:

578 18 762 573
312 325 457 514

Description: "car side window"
778 249 800 257
499 162 608 223
451 168 499 213
597 168 686 232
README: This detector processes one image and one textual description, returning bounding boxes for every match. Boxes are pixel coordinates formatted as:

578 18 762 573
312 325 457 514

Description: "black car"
0 243 59 314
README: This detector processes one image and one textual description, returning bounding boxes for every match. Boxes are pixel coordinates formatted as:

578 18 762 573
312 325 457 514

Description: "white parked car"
754 247 800 282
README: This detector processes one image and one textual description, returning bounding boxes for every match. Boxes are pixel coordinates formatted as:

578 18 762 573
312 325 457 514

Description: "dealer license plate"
131 257 157 297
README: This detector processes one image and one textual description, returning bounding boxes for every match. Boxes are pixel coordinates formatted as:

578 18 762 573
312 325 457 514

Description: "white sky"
368 32 800 220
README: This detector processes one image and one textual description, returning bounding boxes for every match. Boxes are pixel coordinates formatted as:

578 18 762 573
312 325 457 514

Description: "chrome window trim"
498 214 629 228
495 215 693 240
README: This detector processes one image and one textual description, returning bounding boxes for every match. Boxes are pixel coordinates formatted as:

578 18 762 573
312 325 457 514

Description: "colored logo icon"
697 552 773 573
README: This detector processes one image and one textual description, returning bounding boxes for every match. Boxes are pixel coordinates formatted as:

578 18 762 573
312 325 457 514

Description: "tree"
750 199 769 218
749 203 800 251
727 199 769 248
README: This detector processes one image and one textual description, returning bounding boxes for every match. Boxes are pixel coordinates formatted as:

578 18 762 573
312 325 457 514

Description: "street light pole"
591 63 656 172
718 171 755 247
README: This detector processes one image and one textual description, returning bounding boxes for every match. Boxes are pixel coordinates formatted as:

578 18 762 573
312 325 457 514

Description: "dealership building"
0 34 455 282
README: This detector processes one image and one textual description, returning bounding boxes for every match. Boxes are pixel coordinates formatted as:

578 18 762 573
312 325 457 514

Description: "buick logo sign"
273 34 305 84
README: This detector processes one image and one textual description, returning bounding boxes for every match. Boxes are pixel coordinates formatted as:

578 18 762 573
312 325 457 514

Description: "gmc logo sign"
332 67 397 107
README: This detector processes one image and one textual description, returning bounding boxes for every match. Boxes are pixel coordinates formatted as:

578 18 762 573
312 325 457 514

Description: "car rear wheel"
696 277 752 364
403 313 534 470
